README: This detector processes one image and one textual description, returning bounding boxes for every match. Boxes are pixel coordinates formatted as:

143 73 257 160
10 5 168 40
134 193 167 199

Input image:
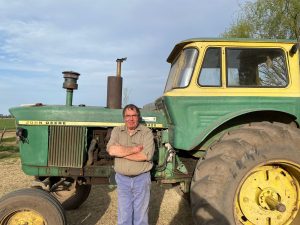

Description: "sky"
0 0 246 115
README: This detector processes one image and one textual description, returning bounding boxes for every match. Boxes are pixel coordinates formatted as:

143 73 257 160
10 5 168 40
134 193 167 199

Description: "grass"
0 145 19 159
0 118 16 130
0 152 19 160
0 146 18 152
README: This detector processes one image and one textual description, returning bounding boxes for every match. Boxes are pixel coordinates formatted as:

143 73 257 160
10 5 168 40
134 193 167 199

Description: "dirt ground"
0 158 193 225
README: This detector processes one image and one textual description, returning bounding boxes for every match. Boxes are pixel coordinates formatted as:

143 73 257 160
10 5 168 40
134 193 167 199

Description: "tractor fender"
190 108 297 150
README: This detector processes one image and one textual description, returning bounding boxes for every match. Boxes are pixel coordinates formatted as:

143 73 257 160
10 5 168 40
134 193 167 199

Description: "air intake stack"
62 71 80 106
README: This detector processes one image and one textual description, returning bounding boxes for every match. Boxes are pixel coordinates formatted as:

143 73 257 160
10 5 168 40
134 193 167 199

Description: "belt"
127 174 139 178
117 171 149 178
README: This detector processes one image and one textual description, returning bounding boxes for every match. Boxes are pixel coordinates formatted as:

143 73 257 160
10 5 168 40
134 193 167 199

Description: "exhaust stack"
62 71 80 106
107 58 127 109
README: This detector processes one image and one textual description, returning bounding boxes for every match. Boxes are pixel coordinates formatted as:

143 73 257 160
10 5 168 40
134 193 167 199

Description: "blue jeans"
115 172 151 225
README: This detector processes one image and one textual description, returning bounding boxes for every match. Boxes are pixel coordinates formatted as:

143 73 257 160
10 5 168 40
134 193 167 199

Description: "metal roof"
167 38 297 63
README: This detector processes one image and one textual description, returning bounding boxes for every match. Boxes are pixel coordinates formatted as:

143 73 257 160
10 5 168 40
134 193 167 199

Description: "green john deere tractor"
1 38 300 225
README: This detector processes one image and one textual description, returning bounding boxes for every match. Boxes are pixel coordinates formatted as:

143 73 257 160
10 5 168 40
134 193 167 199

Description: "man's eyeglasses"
124 115 138 119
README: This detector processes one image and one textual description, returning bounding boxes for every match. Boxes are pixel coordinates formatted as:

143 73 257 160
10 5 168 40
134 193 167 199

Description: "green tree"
223 0 300 40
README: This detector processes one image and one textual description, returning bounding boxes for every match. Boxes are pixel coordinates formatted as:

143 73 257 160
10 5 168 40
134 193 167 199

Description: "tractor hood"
9 104 168 129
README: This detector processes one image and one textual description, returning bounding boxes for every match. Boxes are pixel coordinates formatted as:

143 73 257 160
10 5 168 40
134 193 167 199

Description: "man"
107 104 155 225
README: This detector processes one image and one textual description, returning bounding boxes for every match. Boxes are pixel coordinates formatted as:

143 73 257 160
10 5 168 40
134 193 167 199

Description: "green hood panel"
9 105 168 128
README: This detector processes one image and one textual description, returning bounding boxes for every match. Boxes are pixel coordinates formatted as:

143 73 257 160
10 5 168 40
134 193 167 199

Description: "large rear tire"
0 188 66 225
191 122 300 225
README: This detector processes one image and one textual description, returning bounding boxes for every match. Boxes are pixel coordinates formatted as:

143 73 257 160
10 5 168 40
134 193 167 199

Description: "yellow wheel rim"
4 210 45 225
235 164 300 225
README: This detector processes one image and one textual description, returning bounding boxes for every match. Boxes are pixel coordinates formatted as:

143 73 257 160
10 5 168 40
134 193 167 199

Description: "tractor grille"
48 126 86 168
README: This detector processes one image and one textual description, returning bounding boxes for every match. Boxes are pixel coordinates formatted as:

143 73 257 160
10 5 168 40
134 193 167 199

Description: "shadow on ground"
66 185 115 225
187 192 231 225
65 183 197 225
149 183 193 225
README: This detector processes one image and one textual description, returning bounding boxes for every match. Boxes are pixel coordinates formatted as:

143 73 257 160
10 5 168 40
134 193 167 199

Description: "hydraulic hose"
86 138 98 166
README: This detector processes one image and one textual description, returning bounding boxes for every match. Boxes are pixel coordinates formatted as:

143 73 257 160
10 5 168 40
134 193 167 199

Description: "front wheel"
191 122 300 225
0 188 66 225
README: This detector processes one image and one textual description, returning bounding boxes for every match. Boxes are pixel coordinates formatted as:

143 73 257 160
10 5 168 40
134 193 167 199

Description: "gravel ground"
0 158 193 225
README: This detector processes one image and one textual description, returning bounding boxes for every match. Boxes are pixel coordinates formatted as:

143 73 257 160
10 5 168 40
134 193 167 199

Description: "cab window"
198 48 222 86
164 48 198 92
226 48 288 87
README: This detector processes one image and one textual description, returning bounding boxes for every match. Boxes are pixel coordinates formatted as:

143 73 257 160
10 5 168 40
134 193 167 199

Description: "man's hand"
123 150 147 161
133 145 143 153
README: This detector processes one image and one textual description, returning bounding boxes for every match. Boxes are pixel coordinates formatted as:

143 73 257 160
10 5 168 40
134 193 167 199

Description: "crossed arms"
107 144 147 161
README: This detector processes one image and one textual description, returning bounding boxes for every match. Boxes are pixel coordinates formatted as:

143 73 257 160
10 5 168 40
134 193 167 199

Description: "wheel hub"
258 187 286 212
236 165 299 225
5 210 45 225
